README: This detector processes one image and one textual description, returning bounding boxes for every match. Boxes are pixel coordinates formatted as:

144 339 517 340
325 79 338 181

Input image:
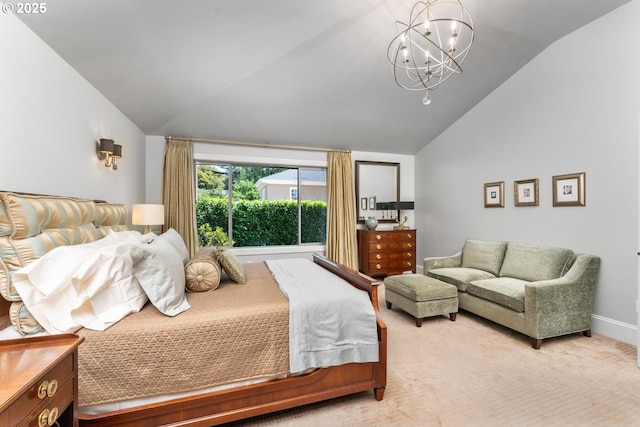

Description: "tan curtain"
162 138 198 257
326 151 358 269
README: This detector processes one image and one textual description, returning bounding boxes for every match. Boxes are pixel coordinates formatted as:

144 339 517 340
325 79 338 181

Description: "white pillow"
12 235 148 333
130 238 190 316
155 228 189 265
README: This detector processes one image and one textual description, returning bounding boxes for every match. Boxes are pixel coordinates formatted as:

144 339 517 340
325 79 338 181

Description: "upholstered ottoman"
384 274 458 327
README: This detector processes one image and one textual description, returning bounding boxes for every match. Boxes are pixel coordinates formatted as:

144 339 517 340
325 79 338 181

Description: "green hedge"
196 196 326 247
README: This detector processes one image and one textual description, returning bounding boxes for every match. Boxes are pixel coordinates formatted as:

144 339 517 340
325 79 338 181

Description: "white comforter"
266 258 379 374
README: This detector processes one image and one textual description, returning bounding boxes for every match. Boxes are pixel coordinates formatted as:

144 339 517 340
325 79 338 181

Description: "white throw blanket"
266 258 379 374
12 231 150 333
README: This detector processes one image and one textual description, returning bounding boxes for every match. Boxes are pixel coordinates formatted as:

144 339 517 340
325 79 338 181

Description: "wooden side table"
0 334 84 427
357 229 416 277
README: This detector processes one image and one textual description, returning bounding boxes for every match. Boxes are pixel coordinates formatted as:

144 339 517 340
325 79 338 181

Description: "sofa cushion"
427 268 496 292
499 242 574 282
461 239 508 276
467 277 528 312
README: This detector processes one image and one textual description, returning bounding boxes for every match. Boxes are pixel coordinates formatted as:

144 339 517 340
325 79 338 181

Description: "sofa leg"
449 313 457 321
532 338 542 349
386 301 392 309
415 317 423 327
583 329 592 338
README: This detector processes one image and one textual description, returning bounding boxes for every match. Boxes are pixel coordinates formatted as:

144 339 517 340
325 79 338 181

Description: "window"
196 163 326 248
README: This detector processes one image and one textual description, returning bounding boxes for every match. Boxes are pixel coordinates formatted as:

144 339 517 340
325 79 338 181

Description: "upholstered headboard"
0 191 128 334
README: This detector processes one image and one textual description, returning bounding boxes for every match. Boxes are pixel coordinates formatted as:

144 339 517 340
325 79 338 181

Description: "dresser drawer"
8 354 74 426
18 376 73 427
368 251 415 261
366 231 415 243
368 241 415 252
366 259 415 275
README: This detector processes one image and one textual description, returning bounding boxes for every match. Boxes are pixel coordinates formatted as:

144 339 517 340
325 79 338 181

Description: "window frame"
195 159 327 249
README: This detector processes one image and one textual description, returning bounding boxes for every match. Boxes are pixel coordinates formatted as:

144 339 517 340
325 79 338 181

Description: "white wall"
415 1 640 344
0 13 146 211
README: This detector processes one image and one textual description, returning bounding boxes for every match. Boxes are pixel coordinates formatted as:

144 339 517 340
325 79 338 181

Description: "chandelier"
387 0 474 105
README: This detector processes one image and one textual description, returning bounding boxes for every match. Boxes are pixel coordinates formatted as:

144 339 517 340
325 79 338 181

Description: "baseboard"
591 314 637 346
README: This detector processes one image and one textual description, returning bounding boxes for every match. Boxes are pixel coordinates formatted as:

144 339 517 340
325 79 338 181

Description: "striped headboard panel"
0 191 128 334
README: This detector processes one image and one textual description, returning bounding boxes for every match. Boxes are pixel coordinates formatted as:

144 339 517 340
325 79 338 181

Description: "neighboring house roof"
255 169 326 190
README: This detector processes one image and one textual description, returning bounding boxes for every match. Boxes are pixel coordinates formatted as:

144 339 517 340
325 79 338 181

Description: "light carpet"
229 287 639 426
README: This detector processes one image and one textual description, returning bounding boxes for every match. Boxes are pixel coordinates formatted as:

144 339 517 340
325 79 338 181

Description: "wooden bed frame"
0 254 387 427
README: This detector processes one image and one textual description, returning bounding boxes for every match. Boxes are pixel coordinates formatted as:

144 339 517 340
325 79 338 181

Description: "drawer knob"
407 243 413 248
48 407 59 425
407 252 412 257
376 244 381 250
375 234 382 240
38 409 49 427
38 380 49 399
407 233 412 238
47 379 58 397
375 264 381 270
375 254 381 260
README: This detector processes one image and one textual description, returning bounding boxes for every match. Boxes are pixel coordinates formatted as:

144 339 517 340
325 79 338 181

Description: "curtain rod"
166 136 350 153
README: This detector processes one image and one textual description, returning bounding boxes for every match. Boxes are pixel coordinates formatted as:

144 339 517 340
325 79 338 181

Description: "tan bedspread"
75 262 289 407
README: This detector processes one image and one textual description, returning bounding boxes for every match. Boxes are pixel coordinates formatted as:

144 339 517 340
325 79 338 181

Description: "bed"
0 191 386 426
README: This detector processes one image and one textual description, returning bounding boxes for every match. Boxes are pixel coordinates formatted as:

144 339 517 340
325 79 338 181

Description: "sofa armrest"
423 250 462 274
524 254 600 339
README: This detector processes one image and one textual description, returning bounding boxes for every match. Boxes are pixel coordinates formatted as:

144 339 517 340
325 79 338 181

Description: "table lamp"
132 204 164 233
388 201 415 230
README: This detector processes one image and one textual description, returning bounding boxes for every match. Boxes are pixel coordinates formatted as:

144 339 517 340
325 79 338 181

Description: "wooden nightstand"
358 229 416 277
0 334 83 427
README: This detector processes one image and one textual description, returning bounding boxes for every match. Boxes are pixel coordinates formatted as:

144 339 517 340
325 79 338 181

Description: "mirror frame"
355 161 400 223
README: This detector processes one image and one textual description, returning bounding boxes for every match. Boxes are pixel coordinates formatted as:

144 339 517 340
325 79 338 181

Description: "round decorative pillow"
184 248 222 292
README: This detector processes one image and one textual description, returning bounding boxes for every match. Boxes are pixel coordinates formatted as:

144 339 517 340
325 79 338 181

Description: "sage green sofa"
423 239 600 349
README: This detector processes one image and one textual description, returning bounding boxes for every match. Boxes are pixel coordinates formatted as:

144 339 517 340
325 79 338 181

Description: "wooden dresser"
358 229 416 277
0 334 84 427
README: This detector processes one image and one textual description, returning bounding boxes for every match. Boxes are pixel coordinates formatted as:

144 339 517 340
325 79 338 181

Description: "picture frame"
484 181 504 208
514 178 539 206
368 196 376 210
553 172 585 206
360 197 368 211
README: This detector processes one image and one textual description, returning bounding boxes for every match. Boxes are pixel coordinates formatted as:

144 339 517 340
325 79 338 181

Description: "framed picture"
553 172 585 206
514 178 539 206
368 196 376 210
360 197 368 211
484 181 504 208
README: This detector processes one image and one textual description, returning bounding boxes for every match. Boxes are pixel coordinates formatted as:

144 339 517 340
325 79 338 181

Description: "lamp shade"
112 144 122 158
132 204 165 226
99 138 114 153
388 201 414 210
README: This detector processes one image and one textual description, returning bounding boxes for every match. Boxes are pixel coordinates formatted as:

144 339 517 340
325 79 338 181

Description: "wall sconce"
132 204 165 234
97 138 123 170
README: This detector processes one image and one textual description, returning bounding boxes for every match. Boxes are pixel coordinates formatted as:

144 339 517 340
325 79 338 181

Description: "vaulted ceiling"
18 0 628 154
